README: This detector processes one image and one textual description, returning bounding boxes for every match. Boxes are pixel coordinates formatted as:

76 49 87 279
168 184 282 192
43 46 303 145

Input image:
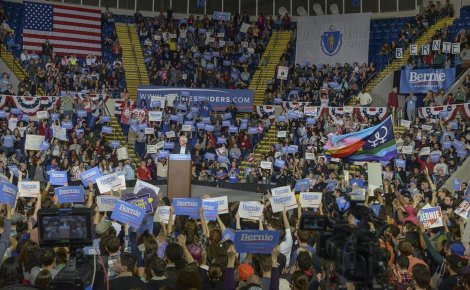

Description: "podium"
167 154 192 199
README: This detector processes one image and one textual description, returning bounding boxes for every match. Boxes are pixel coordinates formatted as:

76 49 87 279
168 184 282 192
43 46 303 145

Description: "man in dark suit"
172 135 190 155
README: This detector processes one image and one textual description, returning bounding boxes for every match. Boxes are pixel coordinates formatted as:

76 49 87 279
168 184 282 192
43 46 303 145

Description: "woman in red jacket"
136 161 151 180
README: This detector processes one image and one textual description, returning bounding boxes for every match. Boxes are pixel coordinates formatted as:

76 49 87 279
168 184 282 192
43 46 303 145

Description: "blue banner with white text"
234 230 280 254
137 86 253 112
400 68 456 94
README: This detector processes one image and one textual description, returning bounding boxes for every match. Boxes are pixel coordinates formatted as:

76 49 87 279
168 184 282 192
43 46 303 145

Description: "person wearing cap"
439 254 464 290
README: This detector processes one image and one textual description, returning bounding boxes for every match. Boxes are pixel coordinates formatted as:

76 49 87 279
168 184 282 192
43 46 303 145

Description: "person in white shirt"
267 206 293 266
358 88 372 107
433 157 449 175
172 135 190 155
157 158 168 179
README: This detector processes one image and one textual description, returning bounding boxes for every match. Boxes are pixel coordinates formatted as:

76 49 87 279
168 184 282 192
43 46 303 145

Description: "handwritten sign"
25 135 45 151
418 204 443 229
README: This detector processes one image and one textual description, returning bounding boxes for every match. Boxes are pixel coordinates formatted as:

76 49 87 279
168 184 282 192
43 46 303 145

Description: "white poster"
36 111 49 119
400 119 411 129
419 147 431 156
25 135 45 151
53 125 67 141
134 179 160 196
238 201 263 220
166 131 175 138
271 185 292 197
147 145 157 154
117 147 128 160
155 206 175 224
270 192 298 213
305 153 315 160
145 128 154 135
277 66 289 80
240 23 250 33
402 146 413 154
203 196 228 214
96 174 121 193
182 124 192 131
299 192 322 208
277 131 287 138
149 111 163 121
296 13 371 65
19 181 40 197
260 161 272 170
8 118 17 131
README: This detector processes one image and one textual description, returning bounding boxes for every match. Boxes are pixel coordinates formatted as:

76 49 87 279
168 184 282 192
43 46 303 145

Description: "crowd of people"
133 10 277 89
2 2 470 290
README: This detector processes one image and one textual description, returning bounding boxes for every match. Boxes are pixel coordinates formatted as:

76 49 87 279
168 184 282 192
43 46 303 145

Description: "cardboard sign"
418 204 443 229
271 186 291 197
234 230 280 254
80 166 102 186
25 135 45 151
145 128 154 135
238 201 263 220
202 200 218 221
0 181 17 207
95 174 122 193
419 147 431 156
50 171 68 186
54 186 85 204
173 198 201 218
277 66 289 80
270 192 298 213
117 147 129 160
96 195 119 212
165 131 176 138
111 200 146 228
18 181 40 197
367 162 383 193
299 192 322 208
203 196 228 214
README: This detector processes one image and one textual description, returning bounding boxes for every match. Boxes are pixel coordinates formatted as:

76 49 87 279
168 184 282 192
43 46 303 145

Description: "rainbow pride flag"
324 116 396 161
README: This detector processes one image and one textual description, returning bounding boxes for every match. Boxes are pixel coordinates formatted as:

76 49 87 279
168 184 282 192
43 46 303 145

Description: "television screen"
38 208 93 248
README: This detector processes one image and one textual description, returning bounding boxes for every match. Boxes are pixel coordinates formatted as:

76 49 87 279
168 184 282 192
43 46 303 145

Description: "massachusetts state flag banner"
324 116 396 162
23 1 102 57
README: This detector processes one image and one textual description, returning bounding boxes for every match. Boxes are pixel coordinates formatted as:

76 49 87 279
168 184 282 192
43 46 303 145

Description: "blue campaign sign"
0 181 17 207
80 166 102 186
295 179 310 192
443 141 451 149
205 124 214 131
54 186 85 204
102 126 112 134
204 152 216 161
247 127 257 134
111 200 146 228
229 126 238 133
222 120 231 127
137 86 254 112
8 165 19 177
40 141 50 151
274 159 285 168
400 68 456 94
50 171 68 186
202 200 218 221
234 230 280 254
109 140 121 148
222 228 235 242
77 110 87 117
173 198 201 218
395 159 406 168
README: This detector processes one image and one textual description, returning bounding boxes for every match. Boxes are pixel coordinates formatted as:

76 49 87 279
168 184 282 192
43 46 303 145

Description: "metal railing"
124 21 144 85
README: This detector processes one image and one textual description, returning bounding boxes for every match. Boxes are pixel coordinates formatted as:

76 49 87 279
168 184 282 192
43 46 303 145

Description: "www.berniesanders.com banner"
137 86 253 112
400 68 456 94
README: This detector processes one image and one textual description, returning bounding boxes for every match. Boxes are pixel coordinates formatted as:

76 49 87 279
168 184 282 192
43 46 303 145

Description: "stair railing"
124 21 144 85
252 32 283 94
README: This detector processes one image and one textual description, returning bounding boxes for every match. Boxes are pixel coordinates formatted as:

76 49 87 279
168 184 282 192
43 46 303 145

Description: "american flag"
22 1 102 57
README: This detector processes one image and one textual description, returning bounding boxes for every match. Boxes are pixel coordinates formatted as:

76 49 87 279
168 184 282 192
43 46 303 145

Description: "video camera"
300 194 388 286
38 208 98 290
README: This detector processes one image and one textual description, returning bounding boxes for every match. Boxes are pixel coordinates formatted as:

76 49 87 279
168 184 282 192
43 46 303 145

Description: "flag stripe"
54 11 100 23
23 34 101 44
24 45 101 56
54 9 101 20
54 4 103 14
54 19 101 29
23 1 102 58
23 30 101 41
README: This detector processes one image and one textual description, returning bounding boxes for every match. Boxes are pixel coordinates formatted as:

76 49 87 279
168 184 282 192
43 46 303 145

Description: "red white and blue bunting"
256 105 275 119
355 107 388 122
418 104 459 122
